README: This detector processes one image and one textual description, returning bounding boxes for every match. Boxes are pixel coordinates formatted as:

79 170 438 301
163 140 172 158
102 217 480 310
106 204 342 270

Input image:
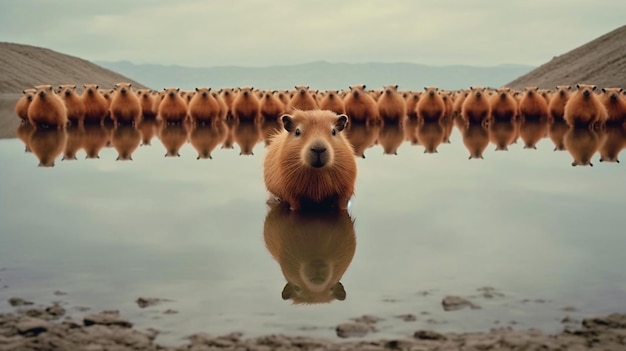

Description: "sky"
1 0 625 68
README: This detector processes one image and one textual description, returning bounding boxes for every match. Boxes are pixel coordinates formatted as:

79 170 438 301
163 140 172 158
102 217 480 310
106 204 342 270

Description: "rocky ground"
1 298 625 351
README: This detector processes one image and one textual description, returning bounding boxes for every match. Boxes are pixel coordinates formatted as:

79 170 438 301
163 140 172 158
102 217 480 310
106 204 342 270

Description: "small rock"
442 296 480 311
562 316 579 324
395 314 417 322
16 317 50 336
45 304 66 318
336 322 374 338
413 330 446 340
8 297 34 307
136 297 171 308
84 310 133 328
163 309 179 315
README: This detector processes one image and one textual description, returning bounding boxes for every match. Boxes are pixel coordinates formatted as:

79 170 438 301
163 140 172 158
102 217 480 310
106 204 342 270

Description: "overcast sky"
1 1 625 68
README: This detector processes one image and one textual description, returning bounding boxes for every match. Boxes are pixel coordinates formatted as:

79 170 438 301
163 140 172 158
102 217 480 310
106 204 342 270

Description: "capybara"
378 122 404 155
441 91 454 117
489 88 517 121
109 83 141 125
188 87 221 125
287 86 319 112
259 90 285 120
263 203 356 304
81 85 109 124
138 117 159 146
548 119 569 151
416 87 445 122
276 90 291 108
599 124 626 163
343 84 379 125
548 85 571 120
519 118 549 150
345 122 380 158
417 119 445 154
219 88 237 118
158 87 188 124
29 128 67 167
234 119 261 155
519 86 549 120
564 84 607 128
403 91 420 119
57 85 85 125
212 91 228 120
320 90 346 115
189 121 228 160
452 90 469 116
377 85 406 123
461 123 489 159
112 124 141 161
264 110 357 211
232 87 260 121
15 88 37 122
461 87 491 125
564 127 605 167
599 88 626 125
83 123 110 159
488 119 517 151
136 89 157 119
62 124 84 161
159 122 189 157
27 85 67 129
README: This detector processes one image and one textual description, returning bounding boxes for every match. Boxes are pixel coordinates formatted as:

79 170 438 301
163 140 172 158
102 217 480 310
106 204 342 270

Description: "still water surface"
1 117 625 345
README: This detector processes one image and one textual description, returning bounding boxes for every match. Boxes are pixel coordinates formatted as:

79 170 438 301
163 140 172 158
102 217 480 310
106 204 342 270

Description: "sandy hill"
506 25 626 89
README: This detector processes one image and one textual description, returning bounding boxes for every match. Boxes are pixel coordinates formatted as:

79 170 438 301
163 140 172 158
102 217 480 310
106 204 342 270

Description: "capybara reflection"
112 124 141 161
62 124 84 161
416 120 445 154
83 124 109 159
519 86 549 120
287 86 318 112
159 122 189 157
344 84 379 125
345 121 380 158
221 117 237 149
261 117 282 146
234 120 261 155
564 84 607 128
81 84 109 124
489 119 517 151
378 122 405 155
190 121 228 160
264 110 357 211
599 125 626 163
263 204 356 304
28 85 67 129
138 118 159 146
461 123 489 159
57 85 85 125
549 119 569 151
403 116 420 145
16 122 35 152
416 87 445 122
564 127 605 167
519 118 549 150
377 85 406 123
29 128 67 167
15 89 37 122
441 116 455 144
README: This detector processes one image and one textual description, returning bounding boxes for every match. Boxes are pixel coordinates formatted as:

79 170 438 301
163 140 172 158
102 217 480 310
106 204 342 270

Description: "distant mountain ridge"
96 60 535 91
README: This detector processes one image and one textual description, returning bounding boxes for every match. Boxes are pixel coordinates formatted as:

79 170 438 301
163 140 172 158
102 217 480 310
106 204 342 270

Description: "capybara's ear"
281 114 295 132
335 114 348 132
576 84 580 90
591 85 597 91
362 84 366 90
332 282 346 301
195 87 199 92
281 283 294 300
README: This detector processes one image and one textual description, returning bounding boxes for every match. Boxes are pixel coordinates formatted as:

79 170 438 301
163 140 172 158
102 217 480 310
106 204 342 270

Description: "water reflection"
519 118 549 150
564 127 605 167
159 122 188 157
461 122 489 159
416 119 445 154
30 127 67 167
488 119 517 151
345 122 379 158
112 124 141 161
263 203 356 304
189 121 227 159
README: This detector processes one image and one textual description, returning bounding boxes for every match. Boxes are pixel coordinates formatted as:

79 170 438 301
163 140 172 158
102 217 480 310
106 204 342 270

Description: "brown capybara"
109 83 141 125
189 121 228 160
345 122 380 158
219 88 237 118
343 84 379 125
488 119 517 151
287 86 319 112
28 85 67 129
152 90 165 115
234 119 261 155
538 89 552 105
402 91 420 119
441 115 455 144
599 88 626 125
519 119 549 150
564 127 605 167
158 88 188 124
29 128 67 167
441 91 454 117
83 124 110 159
159 122 189 157
452 90 469 116
16 122 35 152
261 117 282 147
549 119 569 151
276 90 291 108
57 85 85 125
564 84 607 128
81 85 109 124
489 88 517 121
138 117 159 146
416 86 445 122
212 91 228 120
548 85 571 120
599 124 626 163
264 110 357 211
461 87 491 125
15 88 37 122
221 117 237 149
112 124 141 161
259 90 285 120
378 122 404 155
377 85 406 123
461 123 489 159
62 124 84 161
263 203 356 304
519 86 549 120
369 89 383 101
417 119 445 154
403 116 420 145
188 87 221 125
136 89 157 119
181 90 195 108
320 90 346 115
232 87 260 121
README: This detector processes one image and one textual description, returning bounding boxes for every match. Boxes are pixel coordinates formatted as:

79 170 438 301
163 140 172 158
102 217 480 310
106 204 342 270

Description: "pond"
1 112 625 345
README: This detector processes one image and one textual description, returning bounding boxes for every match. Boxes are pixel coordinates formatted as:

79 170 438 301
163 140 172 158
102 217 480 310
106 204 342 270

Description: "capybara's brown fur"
538 89 552 105
378 122 404 155
519 86 549 120
519 119 549 150
111 124 141 161
188 87 221 125
564 127 605 167
263 204 356 304
109 83 141 125
81 85 109 124
158 88 188 124
62 124 84 161
548 85 571 120
488 119 517 151
159 122 189 157
599 88 626 125
219 88 237 117
417 120 445 154
564 84 607 128
136 89 157 119
452 90 469 116
461 123 489 159
57 85 85 125
83 123 110 159
190 121 228 160
138 118 159 146
29 128 67 167
598 125 626 163
213 91 228 120
234 119 261 155
16 122 35 152
441 115 455 144
287 86 319 112
28 85 67 129
320 90 346 115
549 119 569 151
489 88 517 121
259 90 285 120
416 87 445 122
461 87 491 124
377 85 406 123
343 85 380 125
264 110 357 211
441 91 454 117
345 122 380 158
15 88 37 122
276 90 291 107
232 87 260 121
403 91 420 119
261 117 282 147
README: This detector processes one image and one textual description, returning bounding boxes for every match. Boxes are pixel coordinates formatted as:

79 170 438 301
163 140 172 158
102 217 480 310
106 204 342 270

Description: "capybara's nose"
311 146 327 155
476 91 482 98
429 90 435 96
38 91 45 98
202 91 208 97
168 91 175 97
121 88 127 94
300 89 306 95
65 90 71 96
243 91 249 97
386 89 391 94
583 90 590 97
500 93 506 98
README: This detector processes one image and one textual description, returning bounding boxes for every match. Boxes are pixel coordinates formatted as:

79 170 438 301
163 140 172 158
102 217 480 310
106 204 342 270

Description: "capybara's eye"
332 129 337 136
295 129 301 137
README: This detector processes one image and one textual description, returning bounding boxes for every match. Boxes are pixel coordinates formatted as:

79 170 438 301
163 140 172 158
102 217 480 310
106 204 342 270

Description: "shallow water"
1 115 626 345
